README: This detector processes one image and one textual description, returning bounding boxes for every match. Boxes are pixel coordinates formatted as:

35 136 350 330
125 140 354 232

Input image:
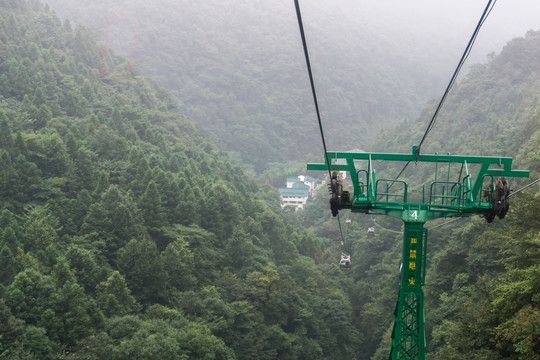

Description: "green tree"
24 130 70 178
225 226 256 271
162 237 196 291
81 185 143 262
22 205 60 255
491 265 540 358
6 269 55 325
139 180 165 229
35 104 52 128
13 154 42 204
0 209 19 234
0 300 27 357
74 146 96 191
176 185 199 225
54 280 104 347
69 315 235 360
92 170 109 198
66 245 106 294
0 245 17 284
0 300 57 359
96 271 138 317
68 189 92 233
0 149 16 207
0 113 13 151
202 180 240 241
2 226 19 252
14 132 28 158
117 238 166 304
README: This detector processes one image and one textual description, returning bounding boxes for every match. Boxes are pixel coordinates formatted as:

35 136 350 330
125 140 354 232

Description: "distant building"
286 175 317 196
280 175 318 210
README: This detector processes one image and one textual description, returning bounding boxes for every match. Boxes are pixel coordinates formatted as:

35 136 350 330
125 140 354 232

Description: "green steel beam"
307 146 529 360
308 146 529 177
308 146 529 219
309 146 528 167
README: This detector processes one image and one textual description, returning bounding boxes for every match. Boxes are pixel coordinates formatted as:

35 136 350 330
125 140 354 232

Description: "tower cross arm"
309 146 530 169
308 146 529 206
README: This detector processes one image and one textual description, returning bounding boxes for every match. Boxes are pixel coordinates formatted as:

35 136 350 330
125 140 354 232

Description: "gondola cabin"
340 254 351 271
367 226 375 238
339 260 351 271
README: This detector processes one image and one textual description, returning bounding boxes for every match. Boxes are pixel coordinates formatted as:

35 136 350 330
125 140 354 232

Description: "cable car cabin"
339 260 351 271
367 226 375 238
340 254 351 271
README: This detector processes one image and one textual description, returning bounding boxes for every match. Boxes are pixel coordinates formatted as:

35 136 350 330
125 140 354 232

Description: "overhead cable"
415 0 497 161
370 215 403 234
294 0 331 179
508 178 540 198
427 216 463 230
385 0 497 196
294 0 345 243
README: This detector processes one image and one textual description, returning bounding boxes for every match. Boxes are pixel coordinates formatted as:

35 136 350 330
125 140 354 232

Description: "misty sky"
322 0 540 62
45 0 540 69
38 0 540 163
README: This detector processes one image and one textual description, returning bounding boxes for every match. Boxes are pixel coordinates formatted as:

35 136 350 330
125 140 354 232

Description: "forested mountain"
0 1 360 358
303 30 540 358
373 29 540 158
1 0 539 359
41 0 468 173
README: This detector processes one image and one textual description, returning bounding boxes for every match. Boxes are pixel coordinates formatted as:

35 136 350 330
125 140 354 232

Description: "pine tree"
13 154 42 204
22 205 60 254
14 132 28 158
95 270 138 317
2 226 18 252
225 226 256 271
0 245 16 284
0 150 16 206
0 112 13 151
91 170 109 198
81 185 143 262
162 237 195 291
139 180 165 229
117 238 167 304
202 180 240 241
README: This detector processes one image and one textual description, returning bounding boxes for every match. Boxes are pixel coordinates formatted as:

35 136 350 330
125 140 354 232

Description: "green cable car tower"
307 146 529 360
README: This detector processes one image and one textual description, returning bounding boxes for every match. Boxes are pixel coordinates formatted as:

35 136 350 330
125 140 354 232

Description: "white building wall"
280 195 308 210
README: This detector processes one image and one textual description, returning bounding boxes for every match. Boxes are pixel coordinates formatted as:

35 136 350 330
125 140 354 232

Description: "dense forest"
0 1 360 358
42 0 466 173
0 0 539 359
364 29 540 358
295 32 540 359
327 29 540 358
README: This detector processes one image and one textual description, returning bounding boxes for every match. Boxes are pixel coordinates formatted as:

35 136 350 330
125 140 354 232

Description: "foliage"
0 1 538 359
0 1 360 358
366 30 540 359
42 0 457 172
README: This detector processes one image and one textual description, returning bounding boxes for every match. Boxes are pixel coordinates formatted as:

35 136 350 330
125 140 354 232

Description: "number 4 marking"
411 210 418 219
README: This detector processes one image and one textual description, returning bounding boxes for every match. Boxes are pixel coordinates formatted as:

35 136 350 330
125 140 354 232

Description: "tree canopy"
0 1 538 359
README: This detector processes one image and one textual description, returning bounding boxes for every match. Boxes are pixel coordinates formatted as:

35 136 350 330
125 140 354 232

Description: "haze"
301 0 540 65
42 0 540 167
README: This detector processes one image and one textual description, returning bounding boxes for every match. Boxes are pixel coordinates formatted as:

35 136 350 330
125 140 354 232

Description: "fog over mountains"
42 0 540 171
